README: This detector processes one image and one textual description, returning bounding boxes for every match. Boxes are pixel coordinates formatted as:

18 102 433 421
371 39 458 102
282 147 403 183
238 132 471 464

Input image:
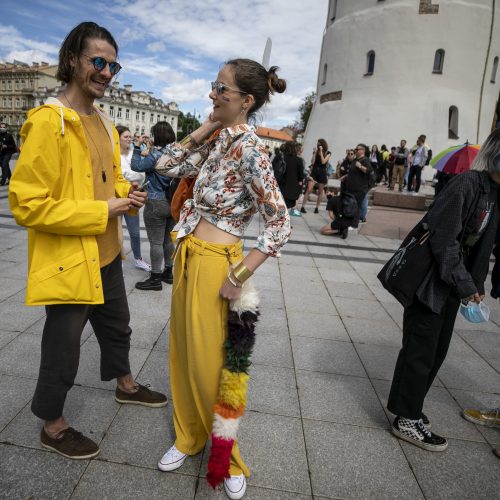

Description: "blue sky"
1 0 328 128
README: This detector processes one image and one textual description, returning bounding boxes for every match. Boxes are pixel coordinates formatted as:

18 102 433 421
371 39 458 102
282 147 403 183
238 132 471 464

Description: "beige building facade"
0 61 180 141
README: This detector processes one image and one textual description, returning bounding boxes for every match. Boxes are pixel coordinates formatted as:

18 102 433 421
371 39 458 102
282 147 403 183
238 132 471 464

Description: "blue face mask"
459 302 490 323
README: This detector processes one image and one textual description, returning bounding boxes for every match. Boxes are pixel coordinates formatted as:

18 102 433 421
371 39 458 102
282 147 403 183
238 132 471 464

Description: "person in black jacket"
340 143 371 224
279 141 305 216
0 123 17 185
387 128 500 452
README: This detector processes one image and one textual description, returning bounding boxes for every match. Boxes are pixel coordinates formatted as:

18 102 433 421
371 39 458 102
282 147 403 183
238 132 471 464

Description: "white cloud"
108 0 328 127
0 25 59 64
146 41 167 52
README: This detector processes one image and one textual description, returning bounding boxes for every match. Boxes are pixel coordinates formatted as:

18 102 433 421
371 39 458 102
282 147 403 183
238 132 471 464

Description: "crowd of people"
4 20 500 500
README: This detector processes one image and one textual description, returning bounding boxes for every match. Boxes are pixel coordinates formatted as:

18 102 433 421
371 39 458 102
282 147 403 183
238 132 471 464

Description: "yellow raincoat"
9 97 131 306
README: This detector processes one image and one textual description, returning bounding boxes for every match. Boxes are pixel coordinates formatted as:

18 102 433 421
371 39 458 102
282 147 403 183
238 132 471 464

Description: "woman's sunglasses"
211 81 247 96
85 55 122 76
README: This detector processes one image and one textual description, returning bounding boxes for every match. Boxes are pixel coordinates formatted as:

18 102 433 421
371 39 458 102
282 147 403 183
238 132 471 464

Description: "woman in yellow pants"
149 59 291 499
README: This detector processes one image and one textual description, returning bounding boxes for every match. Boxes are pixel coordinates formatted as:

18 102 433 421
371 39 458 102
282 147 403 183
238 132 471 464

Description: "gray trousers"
143 198 176 273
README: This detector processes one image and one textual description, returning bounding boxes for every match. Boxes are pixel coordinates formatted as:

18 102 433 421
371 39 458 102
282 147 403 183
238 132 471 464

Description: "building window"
99 104 104 109
157 114 160 122
366 51 375 75
171 117 175 125
109 106 114 117
491 56 499 83
117 107 122 118
136 111 140 121
1 81 5 90
125 108 130 119
2 98 6 107
329 0 337 23
15 80 19 90
448 106 459 139
433 49 445 74
142 112 145 122
163 115 167 121
15 98 20 108
150 113 154 122
7 81 12 90
22 80 26 89
322 64 328 85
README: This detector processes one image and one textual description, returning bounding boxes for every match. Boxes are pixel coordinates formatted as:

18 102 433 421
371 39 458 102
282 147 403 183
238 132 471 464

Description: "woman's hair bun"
267 66 287 94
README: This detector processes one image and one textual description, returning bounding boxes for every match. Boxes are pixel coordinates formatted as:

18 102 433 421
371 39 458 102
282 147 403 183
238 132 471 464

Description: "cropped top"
155 124 291 257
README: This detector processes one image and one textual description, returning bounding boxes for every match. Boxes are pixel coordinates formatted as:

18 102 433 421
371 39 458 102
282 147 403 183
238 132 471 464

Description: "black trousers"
31 255 132 421
387 292 460 419
407 165 423 193
0 153 12 182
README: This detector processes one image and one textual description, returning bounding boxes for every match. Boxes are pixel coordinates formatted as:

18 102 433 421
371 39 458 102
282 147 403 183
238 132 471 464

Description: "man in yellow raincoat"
9 22 167 460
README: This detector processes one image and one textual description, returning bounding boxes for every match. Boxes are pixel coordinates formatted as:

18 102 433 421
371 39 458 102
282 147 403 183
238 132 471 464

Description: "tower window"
322 64 328 85
491 56 499 83
433 49 445 74
448 106 459 139
366 51 375 76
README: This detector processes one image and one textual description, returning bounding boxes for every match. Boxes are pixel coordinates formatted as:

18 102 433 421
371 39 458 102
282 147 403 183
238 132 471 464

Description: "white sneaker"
158 445 187 472
134 258 151 272
224 474 247 499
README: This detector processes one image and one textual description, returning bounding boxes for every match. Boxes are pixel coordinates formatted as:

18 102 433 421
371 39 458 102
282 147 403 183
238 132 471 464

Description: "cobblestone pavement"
0 185 499 499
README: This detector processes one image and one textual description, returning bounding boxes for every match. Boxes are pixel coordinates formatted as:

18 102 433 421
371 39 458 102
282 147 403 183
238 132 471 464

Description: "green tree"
177 111 201 141
298 91 316 132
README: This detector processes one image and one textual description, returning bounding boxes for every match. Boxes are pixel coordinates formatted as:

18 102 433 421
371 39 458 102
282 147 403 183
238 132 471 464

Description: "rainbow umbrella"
430 142 481 174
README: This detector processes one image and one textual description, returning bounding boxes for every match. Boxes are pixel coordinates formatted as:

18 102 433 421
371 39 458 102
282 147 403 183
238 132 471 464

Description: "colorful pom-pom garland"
206 280 259 489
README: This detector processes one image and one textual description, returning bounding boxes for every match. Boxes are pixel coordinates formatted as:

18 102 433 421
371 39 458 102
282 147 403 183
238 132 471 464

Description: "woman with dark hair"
131 121 176 291
279 141 305 216
386 128 500 453
150 59 289 499
300 138 331 214
116 125 150 271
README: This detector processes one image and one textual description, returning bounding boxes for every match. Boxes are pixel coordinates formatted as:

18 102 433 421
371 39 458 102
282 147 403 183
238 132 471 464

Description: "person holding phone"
131 121 177 291
8 22 167 461
116 125 151 272
300 138 331 214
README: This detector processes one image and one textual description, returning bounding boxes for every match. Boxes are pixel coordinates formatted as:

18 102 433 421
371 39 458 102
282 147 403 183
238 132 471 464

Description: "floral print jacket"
155 124 290 257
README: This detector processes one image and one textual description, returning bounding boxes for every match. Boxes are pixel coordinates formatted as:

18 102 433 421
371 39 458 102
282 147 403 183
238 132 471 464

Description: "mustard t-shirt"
80 114 121 267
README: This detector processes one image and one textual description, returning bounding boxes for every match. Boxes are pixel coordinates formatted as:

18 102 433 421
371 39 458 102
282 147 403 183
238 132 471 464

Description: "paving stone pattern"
0 191 499 499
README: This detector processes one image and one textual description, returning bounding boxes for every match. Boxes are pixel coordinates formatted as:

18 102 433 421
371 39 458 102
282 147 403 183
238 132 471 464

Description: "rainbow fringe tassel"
207 280 259 489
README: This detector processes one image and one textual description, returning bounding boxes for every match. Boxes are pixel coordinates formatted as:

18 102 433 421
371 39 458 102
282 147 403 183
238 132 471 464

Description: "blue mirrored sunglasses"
85 55 122 76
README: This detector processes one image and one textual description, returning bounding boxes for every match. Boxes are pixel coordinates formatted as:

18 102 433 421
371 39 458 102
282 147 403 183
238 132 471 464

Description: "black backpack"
272 153 286 183
340 192 359 219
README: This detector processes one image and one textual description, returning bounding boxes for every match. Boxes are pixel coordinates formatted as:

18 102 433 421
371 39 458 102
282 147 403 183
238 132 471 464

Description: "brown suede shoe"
41 427 100 460
115 383 168 408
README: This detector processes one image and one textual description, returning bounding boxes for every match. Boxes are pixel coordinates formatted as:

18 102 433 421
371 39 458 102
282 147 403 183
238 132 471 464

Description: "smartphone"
138 179 150 192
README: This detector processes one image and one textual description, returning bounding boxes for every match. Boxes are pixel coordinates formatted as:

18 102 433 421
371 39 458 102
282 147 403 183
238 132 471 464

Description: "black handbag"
377 225 432 307
377 188 480 307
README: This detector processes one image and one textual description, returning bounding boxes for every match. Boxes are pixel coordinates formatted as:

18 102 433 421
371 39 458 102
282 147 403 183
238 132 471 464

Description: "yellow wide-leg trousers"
169 234 250 477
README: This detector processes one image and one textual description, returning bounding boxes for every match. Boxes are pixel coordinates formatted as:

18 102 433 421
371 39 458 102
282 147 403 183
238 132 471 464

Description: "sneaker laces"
416 419 432 438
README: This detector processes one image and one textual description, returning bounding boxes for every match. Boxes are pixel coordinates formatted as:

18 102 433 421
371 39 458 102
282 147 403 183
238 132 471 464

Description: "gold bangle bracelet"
179 134 198 147
227 270 242 288
232 262 253 283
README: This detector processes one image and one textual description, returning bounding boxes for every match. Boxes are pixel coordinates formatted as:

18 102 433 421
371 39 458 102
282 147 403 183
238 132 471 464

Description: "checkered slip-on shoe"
392 416 448 452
